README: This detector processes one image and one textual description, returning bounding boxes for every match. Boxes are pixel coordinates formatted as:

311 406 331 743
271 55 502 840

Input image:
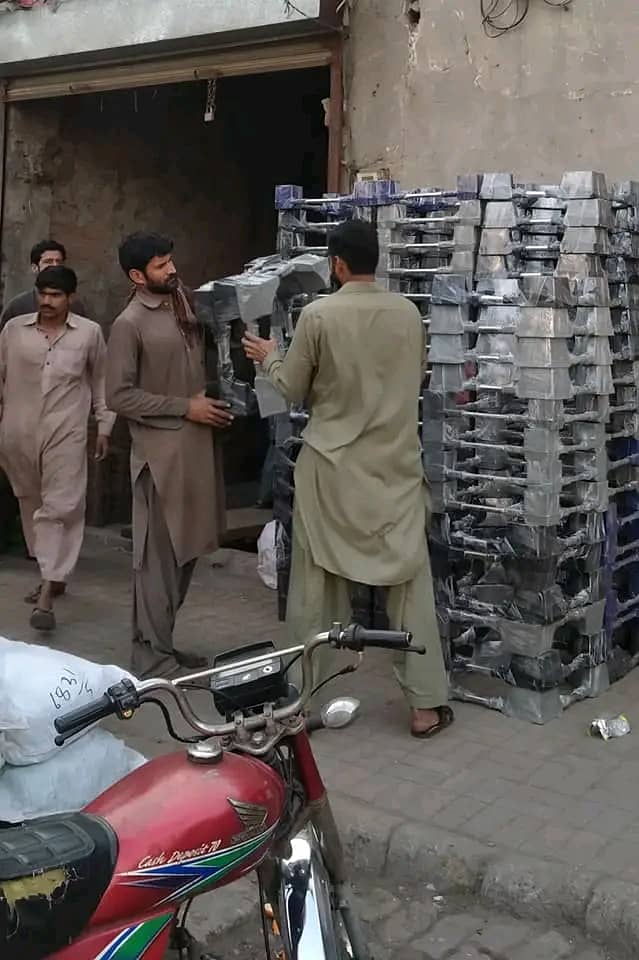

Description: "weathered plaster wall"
346 0 639 188
2 100 61 303
2 89 252 324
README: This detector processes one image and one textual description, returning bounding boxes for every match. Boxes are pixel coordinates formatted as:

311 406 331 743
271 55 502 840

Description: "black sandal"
411 705 455 739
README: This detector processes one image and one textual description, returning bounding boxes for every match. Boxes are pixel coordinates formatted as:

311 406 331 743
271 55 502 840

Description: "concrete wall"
0 0 330 73
345 0 639 188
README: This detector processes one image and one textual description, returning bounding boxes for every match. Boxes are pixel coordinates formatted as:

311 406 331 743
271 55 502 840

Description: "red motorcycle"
0 623 423 960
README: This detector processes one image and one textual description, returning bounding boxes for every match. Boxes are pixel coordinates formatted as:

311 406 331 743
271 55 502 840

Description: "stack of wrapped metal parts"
418 172 617 723
603 181 639 685
250 173 639 723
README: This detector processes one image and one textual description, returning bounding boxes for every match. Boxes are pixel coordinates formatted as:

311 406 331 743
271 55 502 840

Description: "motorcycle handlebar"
53 624 425 745
54 693 116 743
331 623 423 653
54 679 139 746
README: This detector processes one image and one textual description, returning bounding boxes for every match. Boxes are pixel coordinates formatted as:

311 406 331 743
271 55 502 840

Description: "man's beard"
330 271 342 291
147 275 179 295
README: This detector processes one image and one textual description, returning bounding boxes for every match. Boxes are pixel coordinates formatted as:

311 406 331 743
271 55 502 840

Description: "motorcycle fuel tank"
85 749 285 926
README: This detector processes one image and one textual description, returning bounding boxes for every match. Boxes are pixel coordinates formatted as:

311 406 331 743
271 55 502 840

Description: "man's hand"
242 332 278 364
95 436 110 461
186 395 234 428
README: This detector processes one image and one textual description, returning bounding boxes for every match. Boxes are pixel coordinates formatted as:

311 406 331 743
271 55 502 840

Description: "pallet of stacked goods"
422 171 614 722
603 180 639 681
376 176 481 387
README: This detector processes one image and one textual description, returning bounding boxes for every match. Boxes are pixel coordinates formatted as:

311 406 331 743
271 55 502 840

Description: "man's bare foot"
410 706 455 739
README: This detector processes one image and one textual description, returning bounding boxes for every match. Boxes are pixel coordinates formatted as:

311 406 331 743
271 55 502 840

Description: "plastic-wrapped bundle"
420 171 624 721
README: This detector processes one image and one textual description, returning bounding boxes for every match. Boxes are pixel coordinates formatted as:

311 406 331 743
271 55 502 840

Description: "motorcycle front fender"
277 825 342 960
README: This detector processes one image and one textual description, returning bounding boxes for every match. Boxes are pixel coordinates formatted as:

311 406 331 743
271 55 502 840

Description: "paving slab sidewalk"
1 535 638 956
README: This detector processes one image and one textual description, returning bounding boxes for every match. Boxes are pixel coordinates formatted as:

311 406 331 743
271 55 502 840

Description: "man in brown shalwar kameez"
106 233 232 679
243 220 452 739
0 266 114 631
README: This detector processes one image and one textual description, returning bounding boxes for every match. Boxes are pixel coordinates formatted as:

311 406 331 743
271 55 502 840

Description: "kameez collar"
21 312 78 329
335 281 383 295
136 287 171 310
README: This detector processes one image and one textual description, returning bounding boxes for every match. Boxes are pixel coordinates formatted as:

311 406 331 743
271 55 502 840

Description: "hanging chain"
204 77 217 123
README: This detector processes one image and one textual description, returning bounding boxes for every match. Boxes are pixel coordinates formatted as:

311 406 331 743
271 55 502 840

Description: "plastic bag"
257 521 278 590
0 728 145 822
0 636 135 766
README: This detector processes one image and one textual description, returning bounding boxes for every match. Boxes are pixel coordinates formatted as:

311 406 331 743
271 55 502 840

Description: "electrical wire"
481 0 572 37
143 697 206 744
310 661 359 698
481 0 530 37
282 0 342 32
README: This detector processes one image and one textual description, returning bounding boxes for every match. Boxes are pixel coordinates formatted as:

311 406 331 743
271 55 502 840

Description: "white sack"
257 521 278 591
0 727 146 822
0 636 134 765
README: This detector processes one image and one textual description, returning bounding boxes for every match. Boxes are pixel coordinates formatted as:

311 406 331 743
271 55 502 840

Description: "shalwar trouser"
285 514 449 709
131 467 196 678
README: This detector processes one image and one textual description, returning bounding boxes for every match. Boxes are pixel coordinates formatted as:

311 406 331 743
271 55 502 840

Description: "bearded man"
106 233 232 678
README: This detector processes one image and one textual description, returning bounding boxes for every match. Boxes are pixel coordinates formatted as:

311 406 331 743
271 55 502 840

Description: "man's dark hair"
36 265 78 296
30 239 66 266
118 232 174 276
327 220 379 275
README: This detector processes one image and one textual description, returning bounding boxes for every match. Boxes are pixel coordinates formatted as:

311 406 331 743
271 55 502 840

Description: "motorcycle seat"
0 812 117 960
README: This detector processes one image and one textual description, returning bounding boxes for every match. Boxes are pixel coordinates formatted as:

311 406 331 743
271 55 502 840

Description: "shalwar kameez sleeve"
262 307 318 405
89 326 116 437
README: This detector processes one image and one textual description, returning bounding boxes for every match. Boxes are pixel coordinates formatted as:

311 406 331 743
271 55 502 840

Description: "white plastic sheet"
0 636 134 765
0 728 146 822
257 521 278 591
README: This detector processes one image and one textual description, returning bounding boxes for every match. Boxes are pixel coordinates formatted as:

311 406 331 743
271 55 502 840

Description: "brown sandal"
24 583 66 605
411 705 455 739
30 607 56 632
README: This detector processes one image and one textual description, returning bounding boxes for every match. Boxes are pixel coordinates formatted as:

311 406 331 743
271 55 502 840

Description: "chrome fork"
277 825 346 960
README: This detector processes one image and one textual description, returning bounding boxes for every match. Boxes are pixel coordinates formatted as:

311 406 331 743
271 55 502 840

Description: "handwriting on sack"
48 668 94 711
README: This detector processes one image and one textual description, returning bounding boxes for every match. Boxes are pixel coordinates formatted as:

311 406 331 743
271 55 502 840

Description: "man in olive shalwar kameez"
106 233 232 679
244 220 452 738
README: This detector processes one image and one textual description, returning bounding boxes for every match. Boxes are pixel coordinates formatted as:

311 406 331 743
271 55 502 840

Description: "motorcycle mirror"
320 697 361 729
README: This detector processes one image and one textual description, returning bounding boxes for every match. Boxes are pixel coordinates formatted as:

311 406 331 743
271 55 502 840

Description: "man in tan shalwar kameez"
243 220 452 738
0 265 115 631
106 233 232 679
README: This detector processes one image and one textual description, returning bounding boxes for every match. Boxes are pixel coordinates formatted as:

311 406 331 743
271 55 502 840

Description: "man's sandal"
24 583 66 605
410 705 455 739
30 607 56 632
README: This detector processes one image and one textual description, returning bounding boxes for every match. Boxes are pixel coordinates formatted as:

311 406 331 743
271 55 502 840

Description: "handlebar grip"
336 624 416 652
54 693 115 742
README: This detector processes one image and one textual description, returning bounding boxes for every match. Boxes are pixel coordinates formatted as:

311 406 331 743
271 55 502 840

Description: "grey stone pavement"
1 535 638 956
212 879 612 959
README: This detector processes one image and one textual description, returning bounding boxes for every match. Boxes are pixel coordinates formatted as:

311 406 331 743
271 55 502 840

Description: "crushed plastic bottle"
589 714 631 741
